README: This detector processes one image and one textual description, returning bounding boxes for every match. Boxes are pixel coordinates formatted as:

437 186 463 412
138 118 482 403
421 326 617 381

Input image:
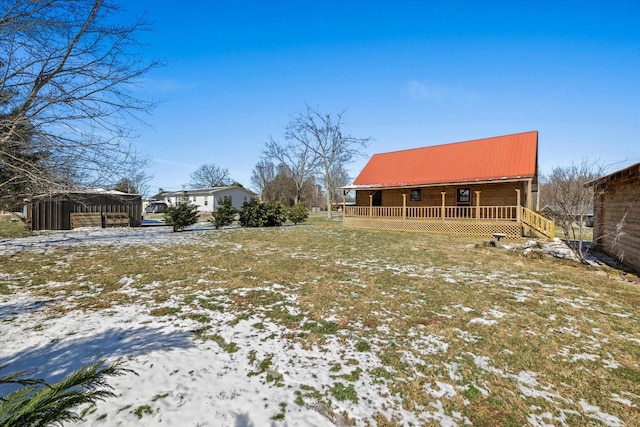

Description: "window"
243 196 248 203
457 188 470 204
410 189 422 202
204 196 208 206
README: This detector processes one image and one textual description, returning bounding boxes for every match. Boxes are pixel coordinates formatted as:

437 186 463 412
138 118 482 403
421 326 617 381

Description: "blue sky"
119 0 640 193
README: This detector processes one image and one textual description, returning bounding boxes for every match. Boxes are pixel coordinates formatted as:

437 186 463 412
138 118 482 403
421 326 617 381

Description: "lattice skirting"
343 217 523 239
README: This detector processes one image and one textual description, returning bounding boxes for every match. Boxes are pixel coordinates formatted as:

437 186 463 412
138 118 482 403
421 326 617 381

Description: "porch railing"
344 205 519 221
521 207 555 238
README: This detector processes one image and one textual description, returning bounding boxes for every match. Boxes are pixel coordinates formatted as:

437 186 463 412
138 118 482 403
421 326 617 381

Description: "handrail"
520 207 555 239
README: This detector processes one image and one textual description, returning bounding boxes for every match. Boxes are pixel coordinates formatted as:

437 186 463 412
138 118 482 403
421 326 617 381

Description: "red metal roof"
352 131 538 188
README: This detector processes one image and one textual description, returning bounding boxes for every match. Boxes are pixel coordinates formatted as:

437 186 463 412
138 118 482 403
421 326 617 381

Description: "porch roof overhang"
340 176 532 192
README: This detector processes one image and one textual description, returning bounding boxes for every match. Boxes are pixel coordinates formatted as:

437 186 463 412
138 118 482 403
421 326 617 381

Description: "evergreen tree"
264 201 288 227
239 198 266 227
210 196 237 229
164 198 199 232
0 361 131 426
288 203 309 225
113 178 138 194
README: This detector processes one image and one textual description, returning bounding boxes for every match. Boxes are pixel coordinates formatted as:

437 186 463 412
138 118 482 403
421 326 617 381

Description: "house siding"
592 168 640 273
157 187 256 213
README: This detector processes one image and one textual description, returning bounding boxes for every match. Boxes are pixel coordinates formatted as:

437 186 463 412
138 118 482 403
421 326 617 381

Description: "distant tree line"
187 106 369 220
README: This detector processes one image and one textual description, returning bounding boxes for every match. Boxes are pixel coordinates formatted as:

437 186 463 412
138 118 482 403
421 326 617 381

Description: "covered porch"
342 185 554 240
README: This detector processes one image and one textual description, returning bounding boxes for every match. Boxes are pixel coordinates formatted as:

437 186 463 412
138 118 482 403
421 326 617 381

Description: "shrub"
287 203 309 225
239 198 265 227
210 196 237 229
264 201 288 227
239 199 287 227
164 198 199 232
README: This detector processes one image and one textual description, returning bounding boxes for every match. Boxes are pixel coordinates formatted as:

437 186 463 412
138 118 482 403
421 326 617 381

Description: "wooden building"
28 190 142 231
342 131 554 240
585 163 640 273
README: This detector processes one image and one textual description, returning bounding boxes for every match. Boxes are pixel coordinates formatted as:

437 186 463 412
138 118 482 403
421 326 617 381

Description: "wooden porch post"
369 193 373 218
515 189 521 222
474 191 481 220
342 190 346 217
441 191 446 219
402 193 407 220
526 179 532 209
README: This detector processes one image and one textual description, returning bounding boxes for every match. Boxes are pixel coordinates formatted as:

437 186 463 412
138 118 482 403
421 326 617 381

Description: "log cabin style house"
585 162 640 274
341 131 554 240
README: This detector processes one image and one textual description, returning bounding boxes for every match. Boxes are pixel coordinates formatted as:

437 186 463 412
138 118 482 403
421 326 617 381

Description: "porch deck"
343 205 554 240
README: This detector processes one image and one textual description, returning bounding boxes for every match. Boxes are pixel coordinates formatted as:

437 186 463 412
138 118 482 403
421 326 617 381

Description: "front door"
372 191 382 206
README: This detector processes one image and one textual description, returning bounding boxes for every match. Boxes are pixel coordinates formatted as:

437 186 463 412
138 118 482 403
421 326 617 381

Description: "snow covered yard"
1 220 639 426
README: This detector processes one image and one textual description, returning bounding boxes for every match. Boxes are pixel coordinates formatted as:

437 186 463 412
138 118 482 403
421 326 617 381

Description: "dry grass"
0 213 29 238
2 217 639 425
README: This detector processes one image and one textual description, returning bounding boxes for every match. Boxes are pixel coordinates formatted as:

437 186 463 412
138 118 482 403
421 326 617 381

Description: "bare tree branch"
0 0 160 208
189 163 231 188
284 105 370 218
540 159 606 263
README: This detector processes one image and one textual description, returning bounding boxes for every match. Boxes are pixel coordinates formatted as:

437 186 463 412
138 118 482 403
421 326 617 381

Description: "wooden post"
526 180 533 209
515 189 521 222
402 193 407 220
441 191 446 219
369 193 373 218
342 191 346 218
474 191 481 220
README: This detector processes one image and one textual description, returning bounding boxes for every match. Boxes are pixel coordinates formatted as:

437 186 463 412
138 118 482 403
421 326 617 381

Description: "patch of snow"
579 399 625 427
609 393 636 407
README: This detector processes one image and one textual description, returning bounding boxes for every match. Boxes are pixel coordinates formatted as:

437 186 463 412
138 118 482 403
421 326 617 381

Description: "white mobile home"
154 187 257 213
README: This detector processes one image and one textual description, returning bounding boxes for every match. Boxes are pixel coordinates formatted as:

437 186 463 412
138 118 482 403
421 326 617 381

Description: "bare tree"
189 163 231 188
540 159 605 262
263 135 317 205
0 0 159 204
285 106 370 218
250 158 277 195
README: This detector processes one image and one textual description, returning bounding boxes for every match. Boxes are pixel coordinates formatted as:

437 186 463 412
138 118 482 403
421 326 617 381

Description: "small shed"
585 163 640 273
28 190 142 231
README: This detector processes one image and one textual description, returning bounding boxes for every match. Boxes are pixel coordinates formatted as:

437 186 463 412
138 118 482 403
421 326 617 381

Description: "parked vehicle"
145 201 168 213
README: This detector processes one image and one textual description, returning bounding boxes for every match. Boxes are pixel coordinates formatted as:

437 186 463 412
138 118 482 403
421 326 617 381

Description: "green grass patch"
133 405 153 419
149 306 181 316
329 382 358 403
211 334 239 353
302 320 338 335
